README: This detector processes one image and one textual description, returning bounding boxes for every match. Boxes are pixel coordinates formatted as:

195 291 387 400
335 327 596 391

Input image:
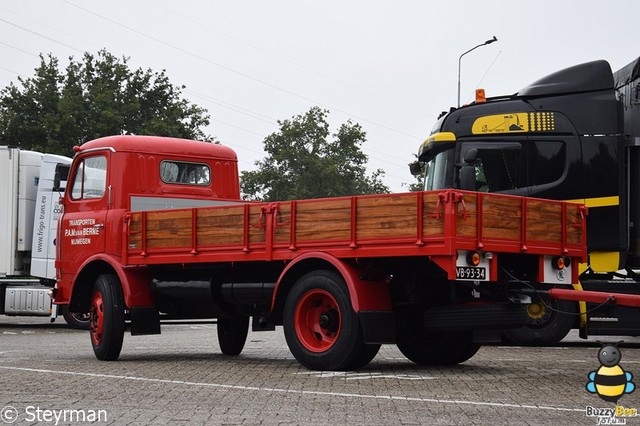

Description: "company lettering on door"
64 218 100 245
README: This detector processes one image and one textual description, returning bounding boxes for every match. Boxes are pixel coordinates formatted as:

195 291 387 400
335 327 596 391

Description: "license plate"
456 266 487 280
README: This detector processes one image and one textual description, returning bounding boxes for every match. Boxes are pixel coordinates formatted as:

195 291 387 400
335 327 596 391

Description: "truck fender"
271 252 392 320
69 254 154 311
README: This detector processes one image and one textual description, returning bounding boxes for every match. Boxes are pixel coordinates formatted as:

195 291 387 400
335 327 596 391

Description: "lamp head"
485 36 498 45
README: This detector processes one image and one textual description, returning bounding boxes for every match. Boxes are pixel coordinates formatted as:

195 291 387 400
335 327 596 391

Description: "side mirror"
409 161 423 177
53 171 61 192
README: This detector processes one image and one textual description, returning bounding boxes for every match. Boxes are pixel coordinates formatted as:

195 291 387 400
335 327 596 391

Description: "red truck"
54 135 593 370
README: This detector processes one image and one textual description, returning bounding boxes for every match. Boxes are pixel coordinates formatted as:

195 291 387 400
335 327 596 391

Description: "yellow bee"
586 344 635 403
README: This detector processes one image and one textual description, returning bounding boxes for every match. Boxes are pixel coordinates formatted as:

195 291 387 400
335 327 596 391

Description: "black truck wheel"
397 330 480 366
90 274 126 361
217 315 249 355
396 309 479 365
502 298 575 345
61 306 91 330
283 270 377 371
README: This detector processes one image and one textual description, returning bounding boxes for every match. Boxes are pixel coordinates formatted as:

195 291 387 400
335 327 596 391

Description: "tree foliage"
0 49 211 156
241 107 389 201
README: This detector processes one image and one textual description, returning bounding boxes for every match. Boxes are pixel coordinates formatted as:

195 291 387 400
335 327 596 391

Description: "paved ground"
1 317 639 425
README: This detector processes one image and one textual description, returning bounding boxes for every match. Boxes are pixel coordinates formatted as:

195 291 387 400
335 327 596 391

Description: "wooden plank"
422 192 444 238
482 196 521 240
356 194 417 239
566 204 584 245
144 210 192 248
457 192 478 238
197 205 245 246
525 200 562 243
294 199 351 242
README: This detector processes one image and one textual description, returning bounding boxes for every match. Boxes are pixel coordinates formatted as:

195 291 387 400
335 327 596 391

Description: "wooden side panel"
294 199 351 242
457 193 478 238
356 194 417 240
422 192 444 238
129 213 142 249
566 205 584 245
482 196 521 240
197 205 245 246
526 200 561 243
146 210 192 248
274 202 291 244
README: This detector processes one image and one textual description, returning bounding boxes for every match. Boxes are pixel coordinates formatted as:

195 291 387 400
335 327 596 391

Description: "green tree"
0 49 211 156
241 107 389 201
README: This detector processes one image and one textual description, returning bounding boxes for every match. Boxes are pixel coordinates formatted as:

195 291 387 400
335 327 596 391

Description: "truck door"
59 153 109 274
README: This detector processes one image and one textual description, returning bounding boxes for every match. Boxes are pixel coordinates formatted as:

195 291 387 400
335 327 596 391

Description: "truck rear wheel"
502 297 575 345
90 274 125 361
397 330 480 365
396 309 479 365
217 315 249 355
283 270 379 371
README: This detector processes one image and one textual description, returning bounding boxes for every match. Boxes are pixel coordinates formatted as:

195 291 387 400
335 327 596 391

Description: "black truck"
411 56 640 344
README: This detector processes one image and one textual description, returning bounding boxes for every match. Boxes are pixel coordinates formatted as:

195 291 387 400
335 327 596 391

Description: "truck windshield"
423 149 451 190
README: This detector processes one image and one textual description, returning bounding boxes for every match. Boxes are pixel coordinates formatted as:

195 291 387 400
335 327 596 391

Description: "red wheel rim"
90 291 104 346
294 289 341 352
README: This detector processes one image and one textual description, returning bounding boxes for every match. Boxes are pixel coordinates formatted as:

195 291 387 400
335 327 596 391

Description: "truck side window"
460 140 565 192
160 161 210 185
461 143 522 192
70 156 107 200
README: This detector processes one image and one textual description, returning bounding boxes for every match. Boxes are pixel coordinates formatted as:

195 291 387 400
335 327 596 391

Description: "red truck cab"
55 135 240 334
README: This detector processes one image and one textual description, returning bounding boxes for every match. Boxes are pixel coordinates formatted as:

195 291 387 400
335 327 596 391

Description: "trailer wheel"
217 315 249 355
502 298 575 345
90 274 125 361
61 306 90 330
396 310 479 365
283 270 376 371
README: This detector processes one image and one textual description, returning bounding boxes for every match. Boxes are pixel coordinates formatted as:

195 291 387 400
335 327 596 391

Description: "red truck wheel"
217 315 249 355
90 274 125 361
283 270 378 370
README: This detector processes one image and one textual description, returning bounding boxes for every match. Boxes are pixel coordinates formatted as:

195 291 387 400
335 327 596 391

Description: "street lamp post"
457 36 498 107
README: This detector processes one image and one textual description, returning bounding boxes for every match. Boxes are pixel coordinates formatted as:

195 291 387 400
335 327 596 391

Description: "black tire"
90 274 126 361
283 270 372 371
217 315 249 356
502 298 575 345
347 343 381 370
61 306 90 330
396 309 480 365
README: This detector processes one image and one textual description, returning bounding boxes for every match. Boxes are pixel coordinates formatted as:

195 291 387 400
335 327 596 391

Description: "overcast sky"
2 0 640 192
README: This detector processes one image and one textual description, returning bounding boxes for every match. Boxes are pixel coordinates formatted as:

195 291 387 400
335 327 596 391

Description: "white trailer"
0 146 86 327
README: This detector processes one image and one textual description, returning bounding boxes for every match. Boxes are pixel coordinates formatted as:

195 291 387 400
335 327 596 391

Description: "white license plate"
456 266 487 280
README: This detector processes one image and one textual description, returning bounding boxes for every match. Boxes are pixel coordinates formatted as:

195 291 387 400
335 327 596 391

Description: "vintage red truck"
53 135 601 370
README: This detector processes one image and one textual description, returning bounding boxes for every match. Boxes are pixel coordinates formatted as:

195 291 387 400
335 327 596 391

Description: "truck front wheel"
283 270 379 371
217 315 249 355
90 274 126 361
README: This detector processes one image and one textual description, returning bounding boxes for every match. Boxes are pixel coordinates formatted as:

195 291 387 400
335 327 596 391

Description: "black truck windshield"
423 150 451 190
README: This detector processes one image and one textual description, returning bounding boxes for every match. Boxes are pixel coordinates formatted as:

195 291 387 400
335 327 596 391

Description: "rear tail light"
467 251 481 266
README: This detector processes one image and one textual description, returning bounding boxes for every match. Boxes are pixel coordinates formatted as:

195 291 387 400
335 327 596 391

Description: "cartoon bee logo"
586 343 635 403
